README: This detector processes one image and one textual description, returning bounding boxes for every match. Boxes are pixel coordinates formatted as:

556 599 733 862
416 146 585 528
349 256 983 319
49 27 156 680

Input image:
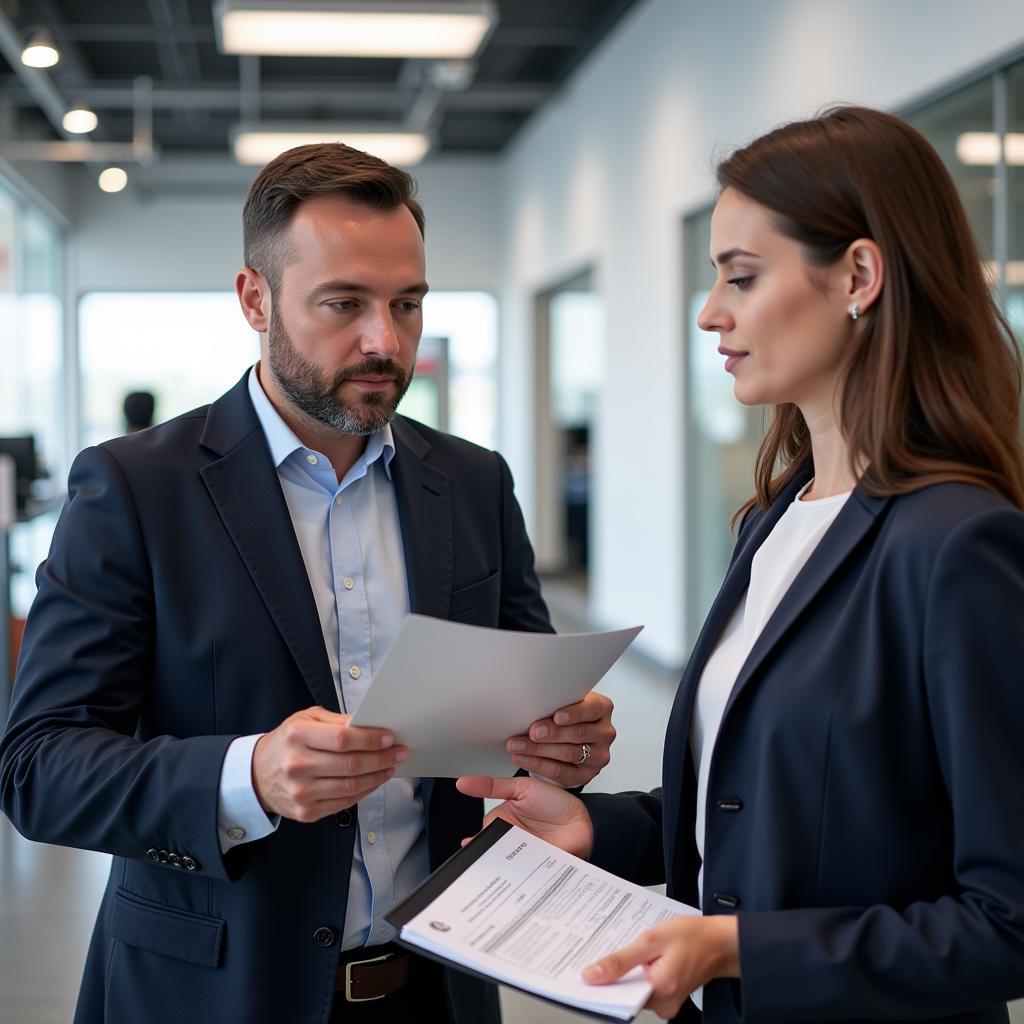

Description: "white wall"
497 0 1024 667
69 156 501 295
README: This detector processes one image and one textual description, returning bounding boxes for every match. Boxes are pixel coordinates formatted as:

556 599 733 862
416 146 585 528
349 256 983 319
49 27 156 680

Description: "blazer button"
145 848 160 861
335 810 353 828
167 853 182 868
716 797 743 812
713 892 740 909
313 927 337 947
181 856 199 872
157 849 170 864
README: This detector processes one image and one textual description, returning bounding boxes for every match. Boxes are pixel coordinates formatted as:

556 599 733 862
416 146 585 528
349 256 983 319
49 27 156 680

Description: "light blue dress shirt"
216 365 429 950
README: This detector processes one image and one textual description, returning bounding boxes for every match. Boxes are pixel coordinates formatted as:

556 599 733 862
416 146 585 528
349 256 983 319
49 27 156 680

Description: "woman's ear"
845 238 884 317
235 267 272 333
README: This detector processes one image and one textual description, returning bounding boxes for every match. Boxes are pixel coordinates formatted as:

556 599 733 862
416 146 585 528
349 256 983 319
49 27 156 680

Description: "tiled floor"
1 584 1021 1023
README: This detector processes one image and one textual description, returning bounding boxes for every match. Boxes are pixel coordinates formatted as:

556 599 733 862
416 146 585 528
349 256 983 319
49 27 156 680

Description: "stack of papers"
388 819 698 1021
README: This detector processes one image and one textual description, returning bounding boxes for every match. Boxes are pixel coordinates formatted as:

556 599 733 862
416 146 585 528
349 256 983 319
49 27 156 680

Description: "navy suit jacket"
0 372 552 1024
584 474 1024 1023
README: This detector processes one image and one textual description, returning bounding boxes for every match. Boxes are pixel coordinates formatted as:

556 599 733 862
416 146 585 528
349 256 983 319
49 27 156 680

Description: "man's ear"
236 267 272 333
845 238 884 316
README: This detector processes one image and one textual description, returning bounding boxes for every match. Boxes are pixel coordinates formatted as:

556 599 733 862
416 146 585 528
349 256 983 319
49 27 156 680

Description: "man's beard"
267 306 413 436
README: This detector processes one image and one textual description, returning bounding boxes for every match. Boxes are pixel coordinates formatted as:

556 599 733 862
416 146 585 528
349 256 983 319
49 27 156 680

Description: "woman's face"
698 187 852 415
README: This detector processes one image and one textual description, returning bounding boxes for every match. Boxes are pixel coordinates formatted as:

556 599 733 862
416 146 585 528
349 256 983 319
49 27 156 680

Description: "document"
350 615 642 777
387 819 698 1021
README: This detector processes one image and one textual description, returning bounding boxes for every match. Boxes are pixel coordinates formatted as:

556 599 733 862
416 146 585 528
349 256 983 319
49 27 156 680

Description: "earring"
848 303 859 321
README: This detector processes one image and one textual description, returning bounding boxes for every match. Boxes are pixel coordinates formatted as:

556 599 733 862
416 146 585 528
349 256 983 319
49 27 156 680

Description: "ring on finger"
575 743 591 765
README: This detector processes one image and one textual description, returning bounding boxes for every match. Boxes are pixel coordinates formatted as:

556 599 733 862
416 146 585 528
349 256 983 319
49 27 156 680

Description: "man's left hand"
505 691 614 787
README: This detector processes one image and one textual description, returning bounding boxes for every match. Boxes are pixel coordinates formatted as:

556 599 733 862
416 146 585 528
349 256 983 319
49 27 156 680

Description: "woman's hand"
455 774 595 859
581 914 740 1020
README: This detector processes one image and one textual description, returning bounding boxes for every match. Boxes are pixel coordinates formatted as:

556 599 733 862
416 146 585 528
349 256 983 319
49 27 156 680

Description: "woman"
458 106 1024 1022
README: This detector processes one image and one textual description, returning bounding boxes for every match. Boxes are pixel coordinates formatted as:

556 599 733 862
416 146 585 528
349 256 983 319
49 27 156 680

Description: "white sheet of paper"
350 615 642 778
400 823 698 1020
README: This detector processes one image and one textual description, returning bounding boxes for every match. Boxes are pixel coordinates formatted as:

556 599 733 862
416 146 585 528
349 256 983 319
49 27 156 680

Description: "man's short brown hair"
242 142 425 293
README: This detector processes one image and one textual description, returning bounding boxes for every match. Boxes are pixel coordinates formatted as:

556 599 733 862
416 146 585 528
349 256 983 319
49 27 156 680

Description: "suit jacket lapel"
721 486 892 722
197 374 339 712
389 417 454 621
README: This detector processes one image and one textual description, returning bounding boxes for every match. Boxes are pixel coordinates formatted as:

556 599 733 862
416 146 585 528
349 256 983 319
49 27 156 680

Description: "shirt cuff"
218 733 279 854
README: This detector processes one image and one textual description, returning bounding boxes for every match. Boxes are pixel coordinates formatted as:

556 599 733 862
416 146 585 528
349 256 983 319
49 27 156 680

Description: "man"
0 144 615 1024
122 389 156 432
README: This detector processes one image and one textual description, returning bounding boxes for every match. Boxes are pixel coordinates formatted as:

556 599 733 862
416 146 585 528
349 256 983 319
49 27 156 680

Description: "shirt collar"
247 364 395 477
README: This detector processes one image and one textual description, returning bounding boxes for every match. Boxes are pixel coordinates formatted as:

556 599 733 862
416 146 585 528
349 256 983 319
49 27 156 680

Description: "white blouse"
688 483 850 1008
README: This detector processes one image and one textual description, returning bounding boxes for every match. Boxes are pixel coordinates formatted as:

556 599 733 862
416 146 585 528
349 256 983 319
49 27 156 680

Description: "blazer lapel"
662 477 804 868
721 486 892 721
197 375 339 712
389 417 454 620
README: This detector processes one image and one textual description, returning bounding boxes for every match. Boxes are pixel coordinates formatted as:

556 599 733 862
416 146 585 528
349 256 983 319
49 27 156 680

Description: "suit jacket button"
181 856 199 871
145 848 160 861
713 892 740 909
716 797 743 812
167 853 182 867
334 810 353 828
313 927 337 947
157 849 170 863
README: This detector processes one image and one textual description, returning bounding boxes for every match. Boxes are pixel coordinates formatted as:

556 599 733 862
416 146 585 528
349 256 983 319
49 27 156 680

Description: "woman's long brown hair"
719 106 1024 518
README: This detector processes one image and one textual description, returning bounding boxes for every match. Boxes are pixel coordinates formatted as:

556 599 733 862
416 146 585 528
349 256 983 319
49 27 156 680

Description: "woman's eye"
727 276 754 291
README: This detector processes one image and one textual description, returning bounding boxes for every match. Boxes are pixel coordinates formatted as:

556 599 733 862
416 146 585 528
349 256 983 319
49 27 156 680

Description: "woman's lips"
718 346 748 374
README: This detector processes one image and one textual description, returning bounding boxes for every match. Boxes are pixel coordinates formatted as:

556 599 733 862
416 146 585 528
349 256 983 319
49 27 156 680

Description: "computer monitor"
0 436 42 514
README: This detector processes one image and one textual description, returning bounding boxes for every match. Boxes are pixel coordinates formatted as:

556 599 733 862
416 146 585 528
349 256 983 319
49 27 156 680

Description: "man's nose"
360 308 401 357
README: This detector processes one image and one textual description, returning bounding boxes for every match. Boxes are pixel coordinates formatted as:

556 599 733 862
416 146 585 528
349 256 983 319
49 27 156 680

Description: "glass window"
907 79 996 263
1008 64 1024 342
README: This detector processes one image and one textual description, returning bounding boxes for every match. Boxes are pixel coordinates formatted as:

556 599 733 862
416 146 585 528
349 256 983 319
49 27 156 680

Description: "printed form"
391 821 699 1021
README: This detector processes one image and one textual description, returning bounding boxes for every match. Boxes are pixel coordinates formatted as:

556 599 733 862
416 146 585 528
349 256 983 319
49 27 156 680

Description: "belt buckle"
344 951 393 1003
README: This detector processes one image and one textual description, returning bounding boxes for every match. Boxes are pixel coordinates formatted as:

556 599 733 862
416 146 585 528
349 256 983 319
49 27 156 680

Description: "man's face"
266 193 427 436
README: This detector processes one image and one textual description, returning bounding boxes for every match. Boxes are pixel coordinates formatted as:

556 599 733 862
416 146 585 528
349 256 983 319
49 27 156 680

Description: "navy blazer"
584 474 1024 1023
0 372 553 1024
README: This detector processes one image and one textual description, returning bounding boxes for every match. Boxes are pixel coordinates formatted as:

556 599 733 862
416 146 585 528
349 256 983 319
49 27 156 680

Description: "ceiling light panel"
232 125 430 166
217 1 496 59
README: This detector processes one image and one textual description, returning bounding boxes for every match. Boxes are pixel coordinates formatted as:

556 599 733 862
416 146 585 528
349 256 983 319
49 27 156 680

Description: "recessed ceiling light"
216 1 497 59
21 28 59 68
63 106 99 134
98 167 128 193
232 124 431 167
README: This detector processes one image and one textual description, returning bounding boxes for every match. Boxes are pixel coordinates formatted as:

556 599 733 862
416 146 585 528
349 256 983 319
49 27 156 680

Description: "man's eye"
328 300 357 311
396 300 422 312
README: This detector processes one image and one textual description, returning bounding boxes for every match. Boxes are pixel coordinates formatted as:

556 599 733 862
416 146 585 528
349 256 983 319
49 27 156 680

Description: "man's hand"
581 915 740 1020
252 706 408 822
505 691 615 787
456 775 594 859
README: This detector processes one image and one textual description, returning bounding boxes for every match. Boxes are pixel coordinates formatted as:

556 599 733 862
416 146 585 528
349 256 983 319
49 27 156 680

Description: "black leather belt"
335 943 411 1003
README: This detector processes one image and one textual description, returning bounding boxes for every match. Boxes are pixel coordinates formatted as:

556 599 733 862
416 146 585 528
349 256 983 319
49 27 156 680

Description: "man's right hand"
456 775 594 859
252 706 408 822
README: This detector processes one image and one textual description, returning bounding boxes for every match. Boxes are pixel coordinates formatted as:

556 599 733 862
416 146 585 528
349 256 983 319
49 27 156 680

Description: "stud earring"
848 303 859 321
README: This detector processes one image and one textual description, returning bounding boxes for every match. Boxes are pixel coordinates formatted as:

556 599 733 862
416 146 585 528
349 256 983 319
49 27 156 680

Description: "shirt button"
367 831 377 845
227 826 246 841
306 453 318 466
335 494 344 507
348 665 361 680
343 577 355 590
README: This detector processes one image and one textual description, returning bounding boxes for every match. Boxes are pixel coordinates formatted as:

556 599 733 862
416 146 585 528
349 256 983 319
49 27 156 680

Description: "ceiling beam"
0 78 551 112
